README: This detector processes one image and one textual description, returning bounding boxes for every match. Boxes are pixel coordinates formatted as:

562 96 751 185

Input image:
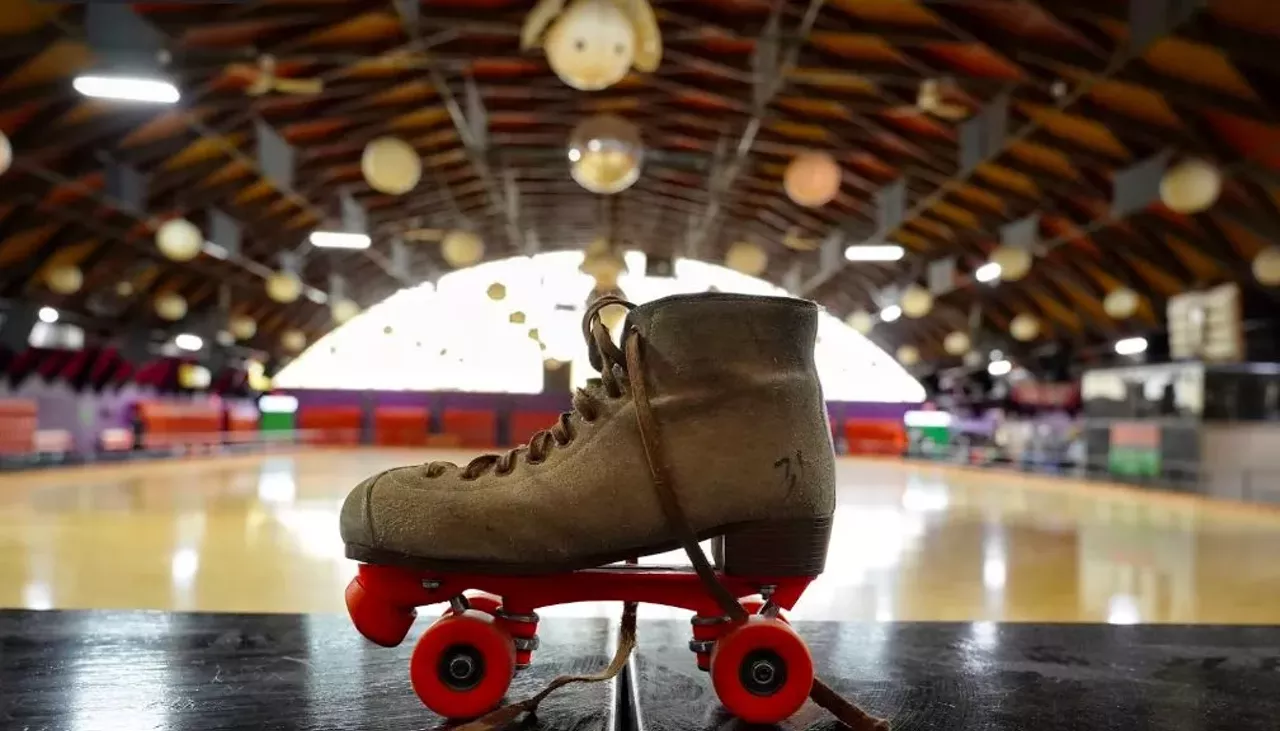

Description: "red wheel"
740 598 790 624
710 617 814 724
345 576 416 647
410 610 516 719
444 591 503 617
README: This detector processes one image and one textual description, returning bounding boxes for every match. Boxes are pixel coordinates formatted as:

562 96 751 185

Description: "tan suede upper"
340 292 836 567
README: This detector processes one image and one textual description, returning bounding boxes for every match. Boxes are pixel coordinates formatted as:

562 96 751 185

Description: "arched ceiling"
1 0 1279 368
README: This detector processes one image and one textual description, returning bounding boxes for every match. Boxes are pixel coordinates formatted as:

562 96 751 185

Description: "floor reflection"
2 450 1279 623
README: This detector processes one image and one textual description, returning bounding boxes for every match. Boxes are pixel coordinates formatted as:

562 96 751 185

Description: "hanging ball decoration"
266 272 302 303
331 298 361 324
229 316 257 341
281 329 307 353
0 130 11 176
1160 158 1222 214
896 345 920 367
155 218 203 262
1252 246 1280 286
45 265 83 295
486 282 507 301
361 136 422 195
115 281 135 297
568 114 644 195
543 0 635 91
845 309 874 335
725 241 768 276
509 311 526 325
989 246 1032 281
215 330 235 347
900 284 933 319
944 331 971 356
963 350 983 368
155 292 187 321
784 151 842 208
1010 313 1040 342
1103 287 1140 319
442 229 484 268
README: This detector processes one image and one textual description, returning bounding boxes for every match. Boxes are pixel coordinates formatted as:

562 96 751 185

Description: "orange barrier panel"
298 406 362 445
509 411 561 446
137 401 222 449
843 419 906 456
441 409 497 448
0 399 37 456
226 409 259 443
373 407 429 446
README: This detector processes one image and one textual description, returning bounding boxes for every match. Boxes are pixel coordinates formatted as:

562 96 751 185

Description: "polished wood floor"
2 449 1279 623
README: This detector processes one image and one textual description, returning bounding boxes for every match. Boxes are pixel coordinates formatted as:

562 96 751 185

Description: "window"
273 253 924 403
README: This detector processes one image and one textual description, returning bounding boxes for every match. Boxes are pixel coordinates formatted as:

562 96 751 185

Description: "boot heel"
720 515 832 577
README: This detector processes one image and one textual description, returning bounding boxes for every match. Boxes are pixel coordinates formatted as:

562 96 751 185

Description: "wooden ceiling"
2 0 1280 365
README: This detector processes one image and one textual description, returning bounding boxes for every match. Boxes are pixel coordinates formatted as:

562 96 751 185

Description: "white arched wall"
273 252 925 403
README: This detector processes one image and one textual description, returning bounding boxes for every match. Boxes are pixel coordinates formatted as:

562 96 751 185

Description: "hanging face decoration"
522 0 662 91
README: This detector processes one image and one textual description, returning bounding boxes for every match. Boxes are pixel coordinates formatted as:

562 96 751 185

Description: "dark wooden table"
2 611 1278 730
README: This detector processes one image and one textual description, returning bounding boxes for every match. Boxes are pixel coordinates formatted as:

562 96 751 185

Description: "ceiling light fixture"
879 304 902 322
975 262 1001 283
987 359 1012 377
174 333 204 352
72 74 179 104
844 244 905 262
309 231 372 250
38 307 59 324
1115 336 1148 356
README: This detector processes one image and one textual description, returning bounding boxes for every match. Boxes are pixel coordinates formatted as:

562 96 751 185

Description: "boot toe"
340 472 381 547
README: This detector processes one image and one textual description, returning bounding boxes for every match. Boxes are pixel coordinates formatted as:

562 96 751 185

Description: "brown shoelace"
458 298 887 731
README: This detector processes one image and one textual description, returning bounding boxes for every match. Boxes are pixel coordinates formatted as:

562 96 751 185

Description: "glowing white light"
1115 336 1148 355
309 231 372 250
844 244 905 262
73 74 179 104
174 333 203 352
1107 594 1142 625
879 304 902 322
988 359 1012 376
259 394 299 414
38 307 59 324
975 262 1001 283
904 410 952 428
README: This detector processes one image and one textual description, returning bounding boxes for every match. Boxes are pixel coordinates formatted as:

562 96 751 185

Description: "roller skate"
341 292 887 729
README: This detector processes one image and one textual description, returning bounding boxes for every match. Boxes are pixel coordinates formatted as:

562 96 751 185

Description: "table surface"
2 611 1278 730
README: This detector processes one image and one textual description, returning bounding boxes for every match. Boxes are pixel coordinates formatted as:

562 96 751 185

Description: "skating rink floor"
2 448 1278 623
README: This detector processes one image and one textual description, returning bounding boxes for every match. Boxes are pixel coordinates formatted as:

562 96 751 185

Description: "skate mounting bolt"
513 636 541 652
449 595 470 614
422 579 442 591
494 608 539 624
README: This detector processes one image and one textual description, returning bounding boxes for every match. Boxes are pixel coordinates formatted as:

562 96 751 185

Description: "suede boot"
340 292 836 577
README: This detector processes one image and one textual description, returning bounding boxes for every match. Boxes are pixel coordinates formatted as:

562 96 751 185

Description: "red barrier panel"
0 400 37 456
509 411 561 447
137 401 222 449
298 406 363 445
843 419 905 456
441 409 497 448
374 407 429 446
226 409 259 443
